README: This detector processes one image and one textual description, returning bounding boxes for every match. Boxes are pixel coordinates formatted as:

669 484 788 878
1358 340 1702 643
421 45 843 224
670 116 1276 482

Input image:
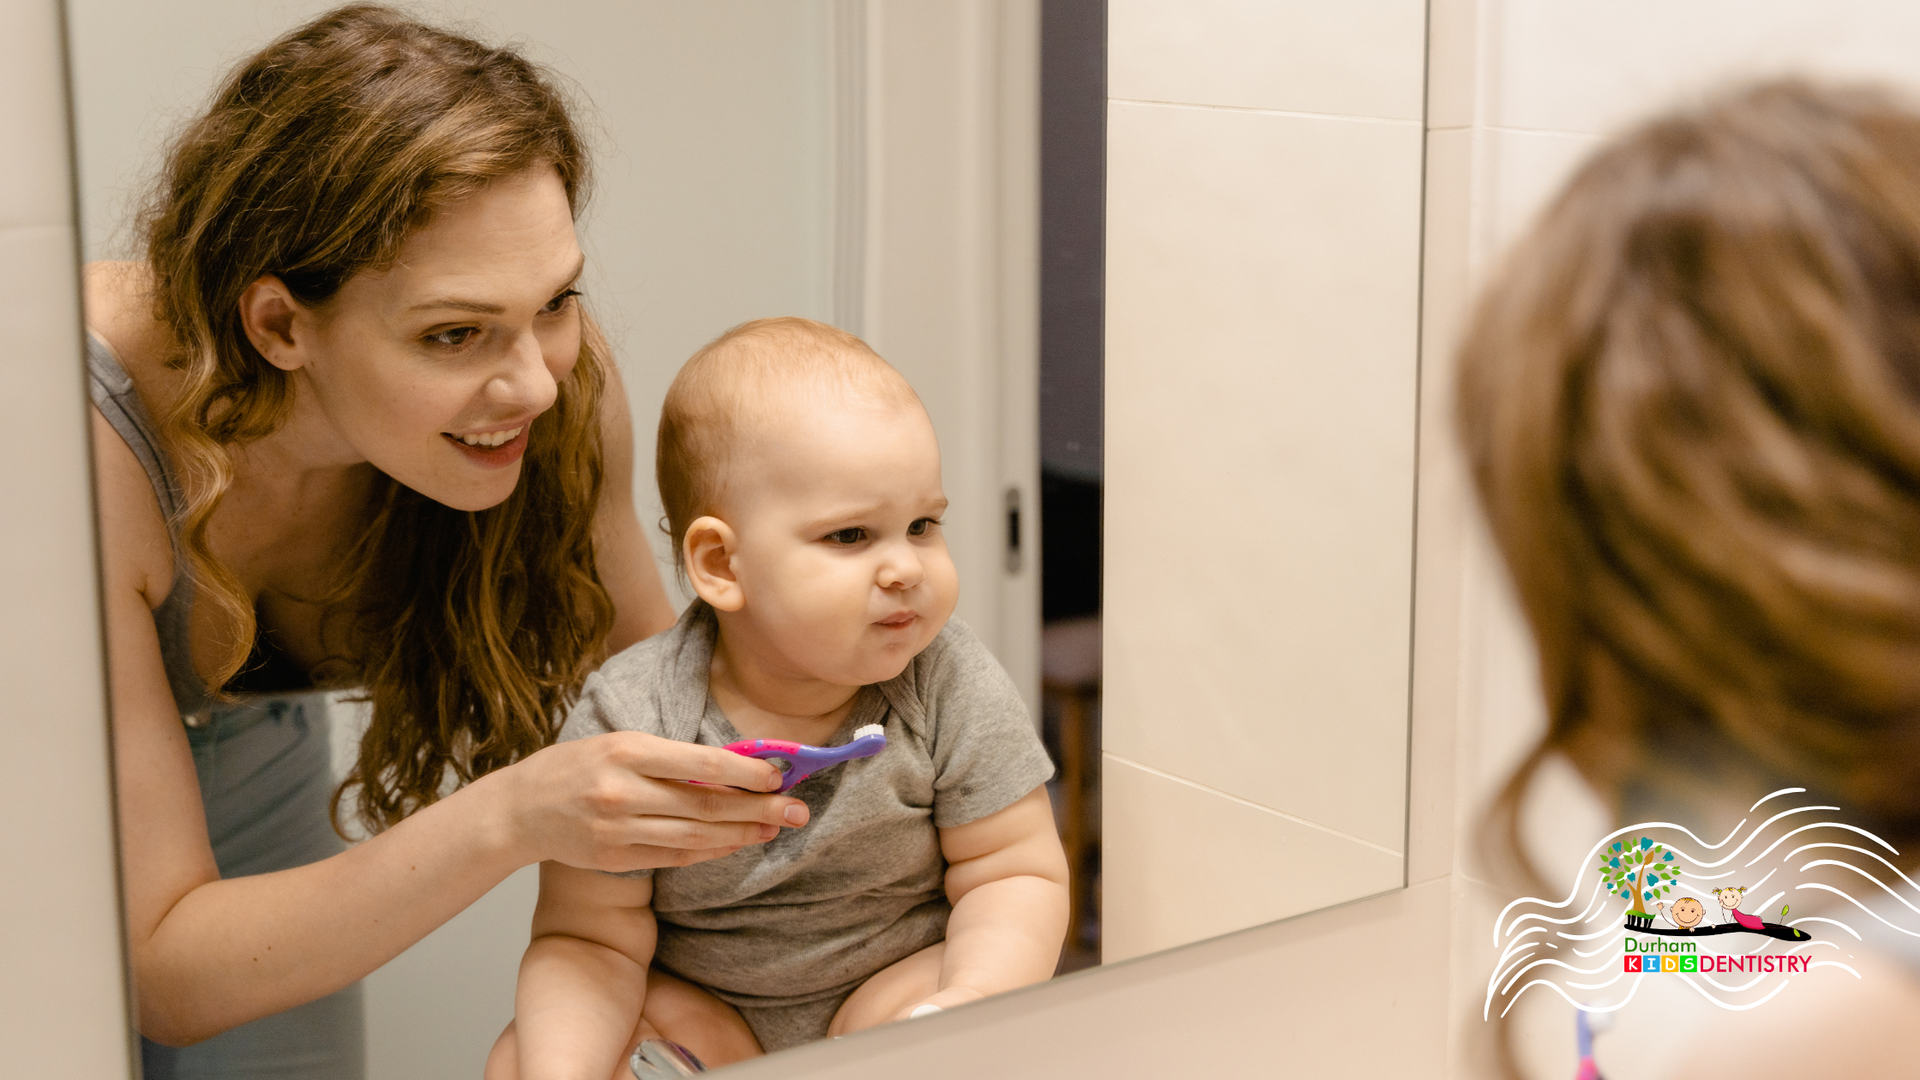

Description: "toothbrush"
725 724 887 793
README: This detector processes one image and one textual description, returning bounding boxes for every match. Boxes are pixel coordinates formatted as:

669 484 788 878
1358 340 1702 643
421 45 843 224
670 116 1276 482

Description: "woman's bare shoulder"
84 261 175 607
91 408 174 610
84 261 175 376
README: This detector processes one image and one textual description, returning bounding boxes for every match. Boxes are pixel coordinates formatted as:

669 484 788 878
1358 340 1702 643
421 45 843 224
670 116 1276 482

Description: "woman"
87 7 808 1077
1458 81 1920 1074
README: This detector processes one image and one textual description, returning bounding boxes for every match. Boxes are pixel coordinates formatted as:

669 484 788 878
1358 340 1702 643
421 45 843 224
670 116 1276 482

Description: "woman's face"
254 167 585 512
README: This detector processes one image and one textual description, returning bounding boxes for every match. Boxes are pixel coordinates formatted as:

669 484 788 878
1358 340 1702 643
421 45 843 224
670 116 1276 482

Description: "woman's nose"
487 329 559 413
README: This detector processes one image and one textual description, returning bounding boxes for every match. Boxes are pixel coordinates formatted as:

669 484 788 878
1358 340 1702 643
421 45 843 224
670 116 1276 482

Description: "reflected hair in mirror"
140 2 615 833
1460 79 1920 885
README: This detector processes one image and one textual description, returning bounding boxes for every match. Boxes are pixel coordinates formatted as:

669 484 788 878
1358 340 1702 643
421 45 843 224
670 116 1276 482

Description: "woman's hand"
489 732 810 873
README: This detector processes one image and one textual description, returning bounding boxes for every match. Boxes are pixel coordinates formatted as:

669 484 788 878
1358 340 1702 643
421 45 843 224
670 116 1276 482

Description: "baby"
489 318 1068 1079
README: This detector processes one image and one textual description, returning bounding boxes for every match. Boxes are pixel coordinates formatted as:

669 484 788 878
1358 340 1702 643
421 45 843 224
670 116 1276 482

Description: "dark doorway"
1039 0 1103 975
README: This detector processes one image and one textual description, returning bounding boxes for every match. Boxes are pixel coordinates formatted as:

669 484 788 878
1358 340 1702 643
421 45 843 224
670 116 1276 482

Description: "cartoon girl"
1716 886 1766 930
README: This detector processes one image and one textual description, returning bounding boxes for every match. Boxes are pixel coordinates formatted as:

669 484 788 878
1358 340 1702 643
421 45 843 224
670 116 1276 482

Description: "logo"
1486 788 1920 1023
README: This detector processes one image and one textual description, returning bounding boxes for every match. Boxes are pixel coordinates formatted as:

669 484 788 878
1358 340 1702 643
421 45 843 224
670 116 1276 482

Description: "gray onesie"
556 600 1055 1051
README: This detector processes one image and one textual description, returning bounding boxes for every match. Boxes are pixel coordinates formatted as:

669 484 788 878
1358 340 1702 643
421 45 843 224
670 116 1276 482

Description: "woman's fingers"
506 732 811 871
608 732 785 791
638 774 808 828
617 816 779 853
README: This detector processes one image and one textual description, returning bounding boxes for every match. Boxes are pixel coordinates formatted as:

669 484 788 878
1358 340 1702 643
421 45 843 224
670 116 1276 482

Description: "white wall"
858 0 1042 713
1100 0 1427 958
0 1 133 1075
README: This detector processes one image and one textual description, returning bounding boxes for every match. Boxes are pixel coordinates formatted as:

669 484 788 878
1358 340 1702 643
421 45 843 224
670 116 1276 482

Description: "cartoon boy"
1656 896 1707 931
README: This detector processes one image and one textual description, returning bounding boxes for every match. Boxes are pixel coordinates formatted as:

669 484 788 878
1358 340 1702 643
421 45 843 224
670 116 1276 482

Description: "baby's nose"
877 546 925 588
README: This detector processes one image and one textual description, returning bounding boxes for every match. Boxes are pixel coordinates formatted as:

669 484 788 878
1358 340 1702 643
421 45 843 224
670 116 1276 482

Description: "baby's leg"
827 943 946 1037
483 971 761 1079
484 1019 640 1080
640 967 765 1068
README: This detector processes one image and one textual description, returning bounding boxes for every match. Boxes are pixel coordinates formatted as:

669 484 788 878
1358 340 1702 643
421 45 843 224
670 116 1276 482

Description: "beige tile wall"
0 0 134 1076
1102 0 1428 960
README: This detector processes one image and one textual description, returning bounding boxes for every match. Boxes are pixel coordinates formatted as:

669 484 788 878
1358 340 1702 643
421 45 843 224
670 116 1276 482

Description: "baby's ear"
683 515 745 611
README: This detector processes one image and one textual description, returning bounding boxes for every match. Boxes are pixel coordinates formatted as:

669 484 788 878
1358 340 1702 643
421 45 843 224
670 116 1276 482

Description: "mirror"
1100 0 1427 958
64 0 1426 1073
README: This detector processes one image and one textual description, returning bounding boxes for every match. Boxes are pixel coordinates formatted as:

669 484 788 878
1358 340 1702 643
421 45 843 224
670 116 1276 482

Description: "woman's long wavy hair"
1459 78 1920 1074
141 4 615 833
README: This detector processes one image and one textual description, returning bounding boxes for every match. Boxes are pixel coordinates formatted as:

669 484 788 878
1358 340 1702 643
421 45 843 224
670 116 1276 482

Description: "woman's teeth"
455 426 522 448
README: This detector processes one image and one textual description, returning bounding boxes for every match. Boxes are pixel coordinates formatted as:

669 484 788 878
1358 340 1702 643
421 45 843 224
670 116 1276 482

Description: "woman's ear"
684 516 744 611
237 274 312 372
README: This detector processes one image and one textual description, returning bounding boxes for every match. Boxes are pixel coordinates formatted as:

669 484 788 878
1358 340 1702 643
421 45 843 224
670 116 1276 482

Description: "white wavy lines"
1499 972 1645 1019
1796 883 1920 938
1802 861 1920 919
1483 791 1920 1020
1787 842 1920 894
1492 820 1746 948
1790 916 1860 940
1743 820 1895 868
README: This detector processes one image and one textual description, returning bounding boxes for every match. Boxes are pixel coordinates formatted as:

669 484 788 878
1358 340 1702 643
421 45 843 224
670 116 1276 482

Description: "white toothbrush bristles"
854 724 885 740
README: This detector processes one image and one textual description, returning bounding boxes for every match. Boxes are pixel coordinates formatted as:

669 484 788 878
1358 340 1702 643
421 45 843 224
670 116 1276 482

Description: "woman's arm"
592 360 676 652
510 863 658 1080
96 416 804 1045
909 787 1070 1016
85 264 807 1045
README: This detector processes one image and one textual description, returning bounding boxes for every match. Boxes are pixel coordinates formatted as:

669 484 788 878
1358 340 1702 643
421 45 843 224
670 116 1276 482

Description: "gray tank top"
85 332 212 717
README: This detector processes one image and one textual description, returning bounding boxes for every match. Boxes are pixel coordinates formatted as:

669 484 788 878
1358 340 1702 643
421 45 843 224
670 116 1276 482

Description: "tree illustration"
1596 837 1679 920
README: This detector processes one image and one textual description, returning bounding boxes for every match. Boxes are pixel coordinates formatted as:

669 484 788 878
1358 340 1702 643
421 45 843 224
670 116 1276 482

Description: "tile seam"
1105 751 1407 859
1108 97 1423 128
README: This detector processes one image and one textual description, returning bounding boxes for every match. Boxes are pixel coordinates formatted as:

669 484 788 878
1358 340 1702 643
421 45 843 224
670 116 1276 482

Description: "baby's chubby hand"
890 986 986 1023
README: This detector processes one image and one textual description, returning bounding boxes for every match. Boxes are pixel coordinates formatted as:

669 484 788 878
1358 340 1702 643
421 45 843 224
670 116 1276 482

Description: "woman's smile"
442 423 530 467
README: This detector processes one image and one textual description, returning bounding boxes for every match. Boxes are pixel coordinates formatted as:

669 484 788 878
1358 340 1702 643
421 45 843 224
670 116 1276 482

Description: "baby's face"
1672 900 1704 927
722 394 958 687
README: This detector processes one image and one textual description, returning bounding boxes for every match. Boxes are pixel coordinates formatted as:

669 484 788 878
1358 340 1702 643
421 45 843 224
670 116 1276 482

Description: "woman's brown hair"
1460 79 1920 879
142 3 615 832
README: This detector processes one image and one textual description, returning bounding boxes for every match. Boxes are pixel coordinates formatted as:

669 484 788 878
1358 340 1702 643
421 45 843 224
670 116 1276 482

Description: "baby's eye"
542 289 581 315
426 326 479 348
826 527 867 545
907 517 939 537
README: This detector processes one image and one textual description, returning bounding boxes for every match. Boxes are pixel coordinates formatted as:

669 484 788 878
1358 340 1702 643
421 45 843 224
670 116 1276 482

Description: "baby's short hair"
656 317 918 564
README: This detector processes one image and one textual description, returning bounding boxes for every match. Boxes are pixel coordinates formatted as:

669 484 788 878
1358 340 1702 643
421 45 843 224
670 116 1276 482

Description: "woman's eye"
426 326 479 348
908 518 939 537
826 527 867 545
542 289 581 314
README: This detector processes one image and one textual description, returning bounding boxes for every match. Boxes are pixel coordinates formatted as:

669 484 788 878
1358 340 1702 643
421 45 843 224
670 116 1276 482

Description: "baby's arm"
507 863 656 1080
912 786 1070 1014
